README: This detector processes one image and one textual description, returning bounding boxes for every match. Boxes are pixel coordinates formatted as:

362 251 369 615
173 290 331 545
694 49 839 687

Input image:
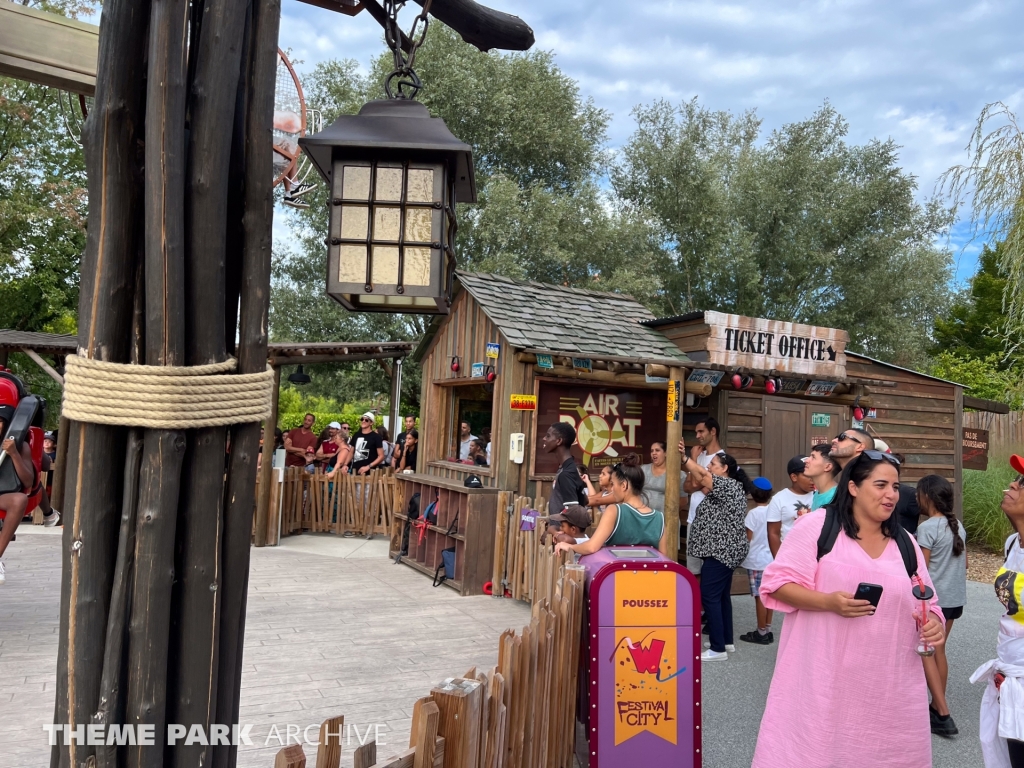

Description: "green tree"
614 99 953 368
272 26 650 401
933 242 1017 365
930 352 1023 409
0 1 97 423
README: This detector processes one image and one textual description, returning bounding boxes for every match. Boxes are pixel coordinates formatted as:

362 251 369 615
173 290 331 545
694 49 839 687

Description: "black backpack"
816 504 919 578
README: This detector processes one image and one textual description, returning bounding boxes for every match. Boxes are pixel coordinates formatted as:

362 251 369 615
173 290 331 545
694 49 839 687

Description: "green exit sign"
811 413 831 427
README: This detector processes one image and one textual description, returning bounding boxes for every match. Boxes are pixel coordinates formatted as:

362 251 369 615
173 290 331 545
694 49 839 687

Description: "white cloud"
276 0 1021 272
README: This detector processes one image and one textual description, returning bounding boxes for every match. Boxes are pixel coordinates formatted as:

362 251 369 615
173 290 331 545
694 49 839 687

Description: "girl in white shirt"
740 478 776 645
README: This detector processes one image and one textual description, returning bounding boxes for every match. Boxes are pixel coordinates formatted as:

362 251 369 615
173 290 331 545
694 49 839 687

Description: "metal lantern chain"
383 0 434 99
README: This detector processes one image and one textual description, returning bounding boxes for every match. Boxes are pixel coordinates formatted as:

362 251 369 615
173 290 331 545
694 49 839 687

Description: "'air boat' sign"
702 311 848 379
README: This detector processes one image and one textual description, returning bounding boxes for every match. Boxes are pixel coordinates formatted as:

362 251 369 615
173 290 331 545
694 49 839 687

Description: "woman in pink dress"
753 451 946 768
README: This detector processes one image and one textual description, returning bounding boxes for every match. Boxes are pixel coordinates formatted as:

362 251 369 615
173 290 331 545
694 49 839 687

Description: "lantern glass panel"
342 166 370 200
372 246 400 284
338 245 367 283
405 247 433 286
375 167 403 201
340 206 368 239
405 208 433 243
407 169 434 202
373 207 402 241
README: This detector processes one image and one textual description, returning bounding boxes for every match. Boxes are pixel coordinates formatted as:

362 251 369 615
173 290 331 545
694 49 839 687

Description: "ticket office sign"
592 567 700 766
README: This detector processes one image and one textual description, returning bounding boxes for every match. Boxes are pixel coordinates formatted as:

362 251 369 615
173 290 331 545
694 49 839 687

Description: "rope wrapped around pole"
62 353 275 428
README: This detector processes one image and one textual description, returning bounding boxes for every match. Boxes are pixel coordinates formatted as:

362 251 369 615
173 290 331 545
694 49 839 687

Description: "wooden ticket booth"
645 311 968 515
391 283 989 595
390 272 694 593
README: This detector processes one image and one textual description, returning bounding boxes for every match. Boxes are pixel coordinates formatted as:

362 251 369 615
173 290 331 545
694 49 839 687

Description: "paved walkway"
0 528 1001 768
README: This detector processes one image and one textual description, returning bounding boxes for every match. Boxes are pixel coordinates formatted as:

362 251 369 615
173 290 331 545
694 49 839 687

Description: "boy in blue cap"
740 476 775 644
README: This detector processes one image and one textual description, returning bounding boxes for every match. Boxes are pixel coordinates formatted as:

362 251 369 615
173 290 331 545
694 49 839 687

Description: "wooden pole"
214 1 281 764
21 348 64 385
52 1 149 765
123 0 191 765
167 0 250 764
255 366 280 547
94 429 143 768
664 368 684 561
49 415 70 512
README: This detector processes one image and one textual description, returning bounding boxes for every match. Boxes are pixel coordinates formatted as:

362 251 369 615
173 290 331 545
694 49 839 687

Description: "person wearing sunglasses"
752 450 944 768
829 427 873 470
973 455 1024 767
347 413 385 476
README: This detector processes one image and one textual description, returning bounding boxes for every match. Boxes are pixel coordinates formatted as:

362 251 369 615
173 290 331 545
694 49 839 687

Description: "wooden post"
213 2 280 764
664 367 685 560
255 366 281 547
167 2 250 763
52 1 149 766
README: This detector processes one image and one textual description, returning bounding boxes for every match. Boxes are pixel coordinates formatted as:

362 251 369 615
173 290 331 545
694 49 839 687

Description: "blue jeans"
701 557 734 652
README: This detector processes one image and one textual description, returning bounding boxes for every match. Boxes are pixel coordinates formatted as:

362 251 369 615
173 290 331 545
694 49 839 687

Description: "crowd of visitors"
535 411 1000 764
274 412 421 476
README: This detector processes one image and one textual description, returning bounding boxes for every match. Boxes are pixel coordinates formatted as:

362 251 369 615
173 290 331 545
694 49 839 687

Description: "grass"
963 452 1018 553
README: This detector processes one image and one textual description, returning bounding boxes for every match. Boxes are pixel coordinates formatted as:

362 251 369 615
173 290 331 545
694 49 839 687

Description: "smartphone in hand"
855 583 884 608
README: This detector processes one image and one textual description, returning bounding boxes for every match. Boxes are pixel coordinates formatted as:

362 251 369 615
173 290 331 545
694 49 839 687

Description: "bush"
963 452 1018 553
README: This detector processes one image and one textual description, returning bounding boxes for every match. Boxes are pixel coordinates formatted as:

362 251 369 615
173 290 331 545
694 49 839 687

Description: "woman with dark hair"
972 454 1024 767
641 441 685 517
915 474 966 736
679 444 754 661
752 451 945 768
554 453 669 558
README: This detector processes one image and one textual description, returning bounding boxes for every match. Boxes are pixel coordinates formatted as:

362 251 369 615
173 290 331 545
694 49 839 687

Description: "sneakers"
43 509 61 527
700 648 728 662
703 641 735 652
930 706 958 737
0 560 5 584
739 630 774 645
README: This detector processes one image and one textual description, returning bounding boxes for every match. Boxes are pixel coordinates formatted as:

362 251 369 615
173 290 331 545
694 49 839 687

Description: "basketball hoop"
274 49 321 209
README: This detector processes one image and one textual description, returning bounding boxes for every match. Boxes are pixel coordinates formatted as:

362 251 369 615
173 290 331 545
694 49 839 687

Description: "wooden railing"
268 562 586 768
491 492 604 607
255 467 403 545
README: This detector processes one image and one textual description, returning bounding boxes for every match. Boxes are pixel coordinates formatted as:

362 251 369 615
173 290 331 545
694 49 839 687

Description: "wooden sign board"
701 311 848 378
533 381 666 475
963 427 989 471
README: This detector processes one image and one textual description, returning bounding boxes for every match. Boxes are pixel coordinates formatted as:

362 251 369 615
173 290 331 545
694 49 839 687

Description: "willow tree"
940 102 1024 347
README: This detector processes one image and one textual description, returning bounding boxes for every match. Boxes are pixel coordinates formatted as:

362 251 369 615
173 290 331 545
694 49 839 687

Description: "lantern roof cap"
299 99 477 202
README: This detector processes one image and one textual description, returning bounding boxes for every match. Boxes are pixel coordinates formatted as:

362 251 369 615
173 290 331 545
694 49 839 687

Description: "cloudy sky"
278 0 1022 281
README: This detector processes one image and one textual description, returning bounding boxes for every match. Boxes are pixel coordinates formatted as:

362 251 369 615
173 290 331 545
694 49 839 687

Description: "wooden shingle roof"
416 272 691 364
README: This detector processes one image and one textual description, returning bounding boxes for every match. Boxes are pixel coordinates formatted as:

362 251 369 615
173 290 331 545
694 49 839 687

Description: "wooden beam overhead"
964 395 1011 414
0 3 98 95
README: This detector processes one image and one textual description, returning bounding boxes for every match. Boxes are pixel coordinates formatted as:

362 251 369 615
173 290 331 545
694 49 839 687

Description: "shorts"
685 538 703 575
747 569 764 597
941 605 964 621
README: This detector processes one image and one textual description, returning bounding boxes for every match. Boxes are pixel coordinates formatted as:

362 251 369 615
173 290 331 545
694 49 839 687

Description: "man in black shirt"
541 422 588 516
348 412 385 475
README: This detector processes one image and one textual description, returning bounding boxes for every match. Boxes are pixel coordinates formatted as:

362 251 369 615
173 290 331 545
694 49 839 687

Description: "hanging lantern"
298 100 476 314
450 356 461 373
288 364 311 385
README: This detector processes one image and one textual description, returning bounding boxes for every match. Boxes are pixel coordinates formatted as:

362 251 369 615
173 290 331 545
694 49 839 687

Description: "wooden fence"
964 410 1024 452
255 467 403 544
489 491 604 608
269 561 586 768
